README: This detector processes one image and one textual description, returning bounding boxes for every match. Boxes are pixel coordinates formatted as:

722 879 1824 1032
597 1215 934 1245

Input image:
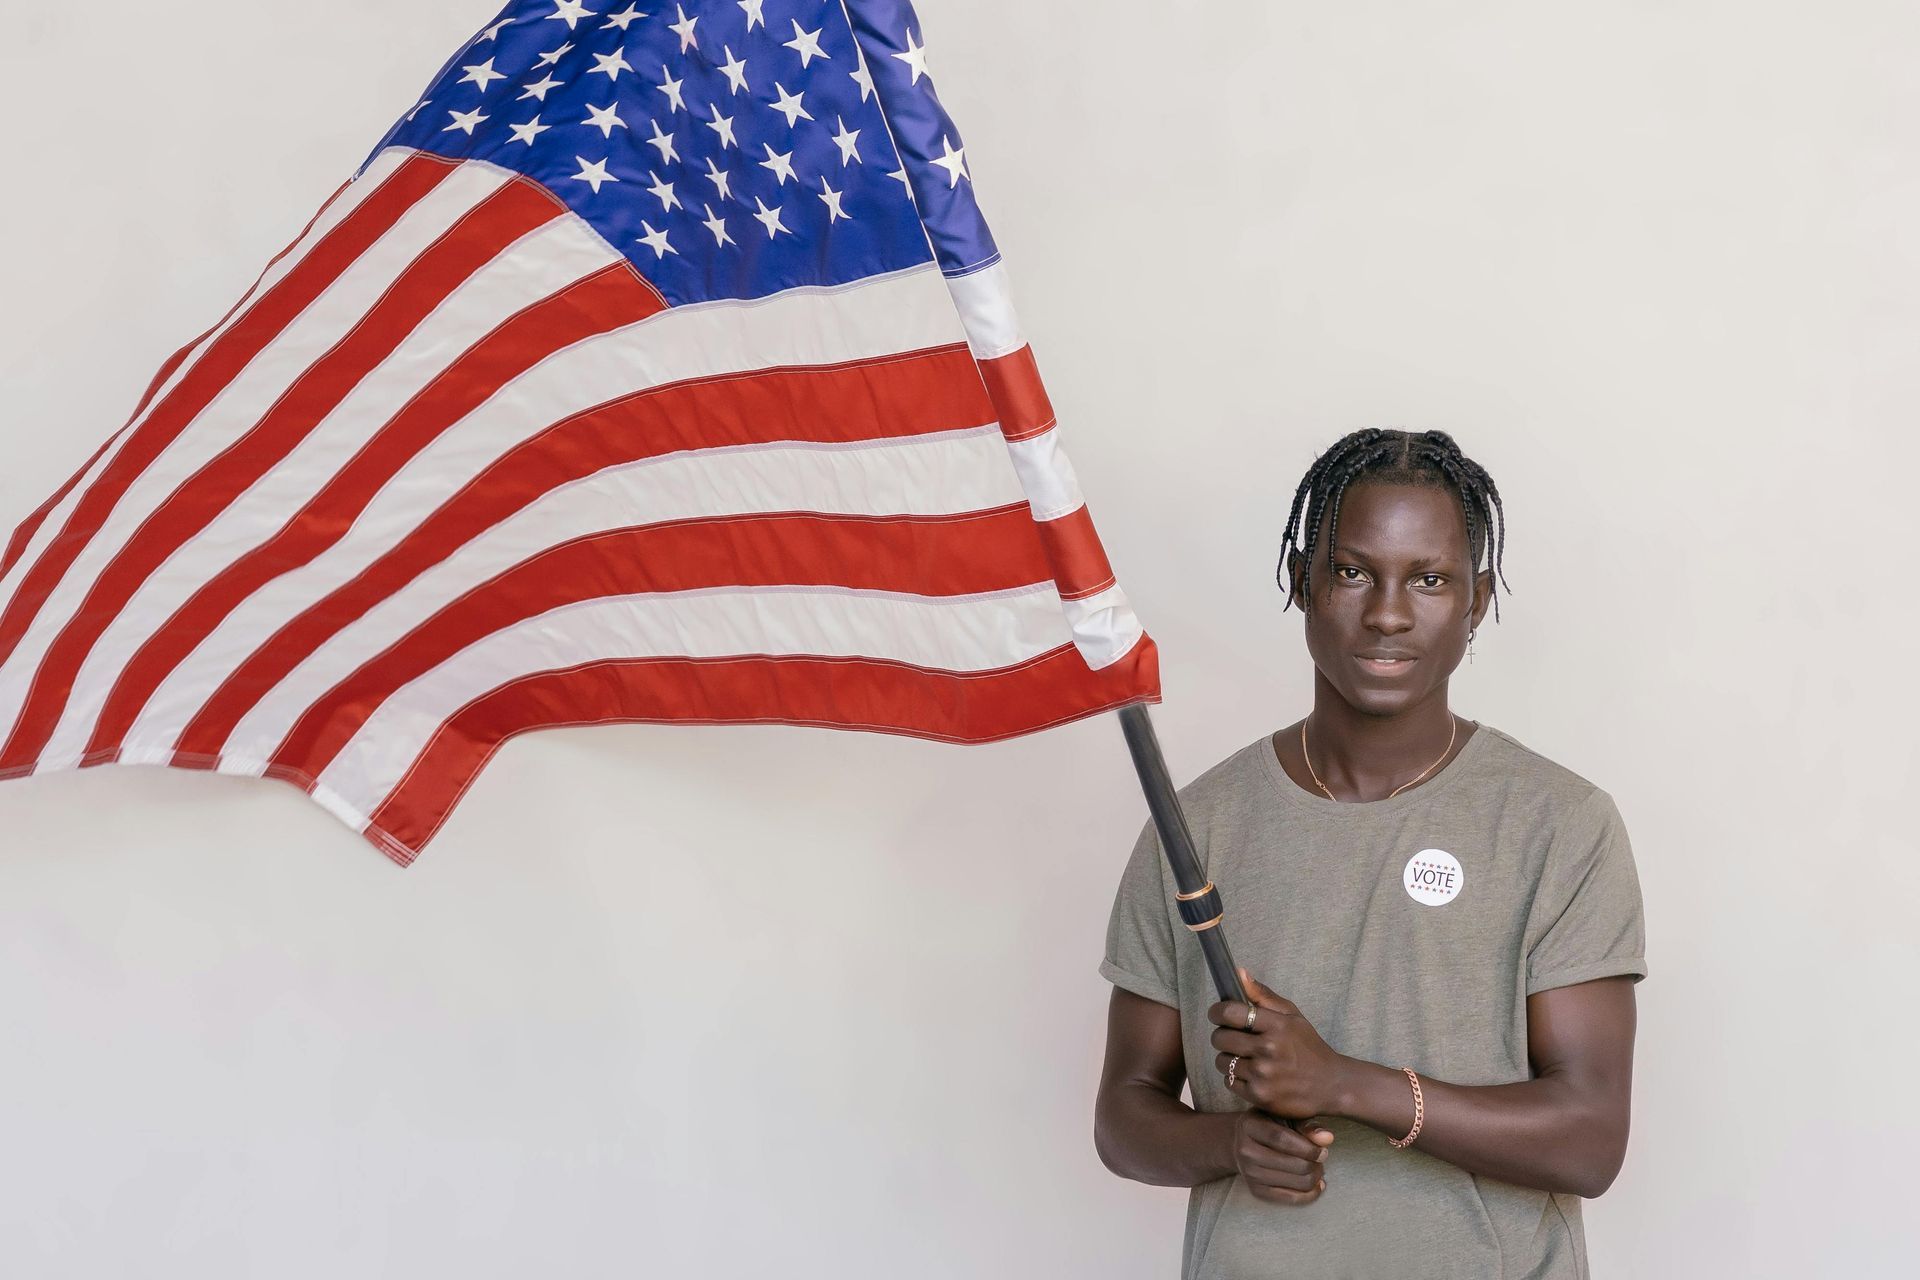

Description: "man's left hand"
1208 967 1352 1119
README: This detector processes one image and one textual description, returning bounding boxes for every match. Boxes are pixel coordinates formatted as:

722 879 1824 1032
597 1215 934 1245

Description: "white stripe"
306 582 1076 819
115 261 970 758
1060 582 1147 672
0 160 514 748
945 263 1024 360
1004 427 1088 523
0 147 414 616
198 424 1019 761
38 215 620 766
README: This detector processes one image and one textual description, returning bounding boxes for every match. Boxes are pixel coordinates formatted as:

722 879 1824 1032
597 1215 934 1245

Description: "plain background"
1 1 1914 1275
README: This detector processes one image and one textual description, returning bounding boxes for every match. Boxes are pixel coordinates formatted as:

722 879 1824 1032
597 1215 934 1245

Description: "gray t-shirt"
1099 723 1648 1279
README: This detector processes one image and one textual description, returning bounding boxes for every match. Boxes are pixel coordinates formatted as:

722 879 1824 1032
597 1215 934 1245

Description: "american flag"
0 0 1160 866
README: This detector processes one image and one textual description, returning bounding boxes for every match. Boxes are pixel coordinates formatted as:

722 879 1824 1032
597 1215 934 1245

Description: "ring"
1245 1006 1258 1031
1226 1055 1240 1089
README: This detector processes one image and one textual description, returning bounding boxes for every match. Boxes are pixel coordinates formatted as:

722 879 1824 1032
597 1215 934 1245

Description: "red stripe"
80 263 664 759
170 344 994 760
0 154 456 671
362 634 1162 863
0 175 360 581
975 346 1123 599
978 346 1057 443
0 177 565 770
265 505 1058 780
1032 505 1117 600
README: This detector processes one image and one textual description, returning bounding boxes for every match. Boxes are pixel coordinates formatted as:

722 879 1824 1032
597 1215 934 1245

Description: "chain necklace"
1301 714 1457 802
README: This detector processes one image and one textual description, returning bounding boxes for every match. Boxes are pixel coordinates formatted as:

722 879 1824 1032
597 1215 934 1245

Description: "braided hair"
1277 428 1509 620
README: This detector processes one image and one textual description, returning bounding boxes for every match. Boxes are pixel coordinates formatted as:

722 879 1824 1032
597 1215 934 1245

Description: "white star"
590 48 634 82
571 155 618 193
751 196 789 238
519 73 566 102
888 165 916 203
929 134 969 187
443 106 489 135
604 3 648 30
645 118 679 163
716 46 749 96
668 4 698 52
583 101 629 137
893 28 931 85
477 18 512 43
818 176 848 223
459 57 506 92
849 47 874 102
537 42 574 67
738 0 766 31
509 114 553 145
548 1 596 31
783 20 831 68
759 143 796 185
704 102 737 149
830 116 861 165
656 65 686 112
406 97 432 121
636 220 677 258
703 157 733 200
702 203 735 248
768 82 812 128
645 170 681 212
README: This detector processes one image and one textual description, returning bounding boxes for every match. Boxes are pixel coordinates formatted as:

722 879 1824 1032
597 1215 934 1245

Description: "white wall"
1 1 1912 1275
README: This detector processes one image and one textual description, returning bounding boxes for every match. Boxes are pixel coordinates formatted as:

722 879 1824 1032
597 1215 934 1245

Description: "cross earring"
1468 629 1476 664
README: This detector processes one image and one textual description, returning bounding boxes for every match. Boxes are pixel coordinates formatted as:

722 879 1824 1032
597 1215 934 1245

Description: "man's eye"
1334 565 1367 582
1416 574 1445 589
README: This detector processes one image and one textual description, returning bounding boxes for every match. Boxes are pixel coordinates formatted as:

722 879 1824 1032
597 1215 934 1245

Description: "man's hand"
1208 968 1354 1119
1230 1110 1335 1205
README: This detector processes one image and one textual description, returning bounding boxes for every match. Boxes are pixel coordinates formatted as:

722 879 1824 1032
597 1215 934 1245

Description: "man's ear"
1285 547 1310 611
1469 568 1494 629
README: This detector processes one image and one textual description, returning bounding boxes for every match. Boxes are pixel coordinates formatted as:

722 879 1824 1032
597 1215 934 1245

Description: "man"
1094 428 1647 1278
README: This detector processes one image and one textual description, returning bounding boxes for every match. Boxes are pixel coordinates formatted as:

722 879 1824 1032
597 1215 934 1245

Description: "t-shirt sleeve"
1097 816 1181 1009
1523 787 1649 996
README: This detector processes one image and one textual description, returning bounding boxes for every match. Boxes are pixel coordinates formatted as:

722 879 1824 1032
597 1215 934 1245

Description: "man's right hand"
1232 1111 1334 1204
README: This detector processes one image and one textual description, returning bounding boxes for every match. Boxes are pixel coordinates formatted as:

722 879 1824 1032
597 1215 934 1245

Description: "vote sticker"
1403 849 1464 906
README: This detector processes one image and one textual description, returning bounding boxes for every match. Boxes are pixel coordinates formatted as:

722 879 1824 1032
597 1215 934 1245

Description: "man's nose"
1363 584 1415 634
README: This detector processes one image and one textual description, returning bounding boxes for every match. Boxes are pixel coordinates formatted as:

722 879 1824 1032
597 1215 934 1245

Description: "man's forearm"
1332 1058 1626 1198
1096 1084 1241 1187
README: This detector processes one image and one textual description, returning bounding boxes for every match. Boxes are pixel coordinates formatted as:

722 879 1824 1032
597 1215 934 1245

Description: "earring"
1468 629 1476 664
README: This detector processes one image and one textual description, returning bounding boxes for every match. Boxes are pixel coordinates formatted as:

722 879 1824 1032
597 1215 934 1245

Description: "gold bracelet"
1386 1067 1424 1148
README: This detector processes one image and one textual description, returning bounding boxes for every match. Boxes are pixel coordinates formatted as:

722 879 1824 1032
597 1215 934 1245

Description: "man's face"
1294 480 1492 717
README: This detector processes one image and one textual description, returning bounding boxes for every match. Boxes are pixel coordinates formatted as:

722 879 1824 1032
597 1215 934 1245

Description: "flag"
0 0 1160 866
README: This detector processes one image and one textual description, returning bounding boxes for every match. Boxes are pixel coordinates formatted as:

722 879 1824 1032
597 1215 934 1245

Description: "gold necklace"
1300 715 1458 802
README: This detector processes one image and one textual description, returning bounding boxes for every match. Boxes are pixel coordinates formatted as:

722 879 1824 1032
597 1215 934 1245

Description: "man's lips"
1354 653 1418 677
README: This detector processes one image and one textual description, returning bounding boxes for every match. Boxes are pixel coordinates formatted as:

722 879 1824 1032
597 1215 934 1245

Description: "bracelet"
1386 1067 1424 1148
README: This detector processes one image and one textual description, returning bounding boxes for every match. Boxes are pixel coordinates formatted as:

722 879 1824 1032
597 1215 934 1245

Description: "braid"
1315 438 1401 608
1423 446 1499 622
1276 428 1509 621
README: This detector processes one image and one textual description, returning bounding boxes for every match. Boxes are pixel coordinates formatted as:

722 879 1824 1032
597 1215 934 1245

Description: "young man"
1094 429 1647 1279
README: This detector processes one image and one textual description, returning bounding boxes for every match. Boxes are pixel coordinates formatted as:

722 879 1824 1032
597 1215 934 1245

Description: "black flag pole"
1114 701 1250 1009
1115 704 1310 1133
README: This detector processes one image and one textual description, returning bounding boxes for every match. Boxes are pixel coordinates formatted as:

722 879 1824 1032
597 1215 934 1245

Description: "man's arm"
1332 976 1638 1198
1096 987 1333 1201
1094 986 1241 1186
1208 972 1638 1199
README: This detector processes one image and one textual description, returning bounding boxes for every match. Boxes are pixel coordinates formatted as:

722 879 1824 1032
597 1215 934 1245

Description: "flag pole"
1115 702 1250 1008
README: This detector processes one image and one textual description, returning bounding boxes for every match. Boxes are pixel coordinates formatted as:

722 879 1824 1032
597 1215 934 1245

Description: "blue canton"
357 0 1000 306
